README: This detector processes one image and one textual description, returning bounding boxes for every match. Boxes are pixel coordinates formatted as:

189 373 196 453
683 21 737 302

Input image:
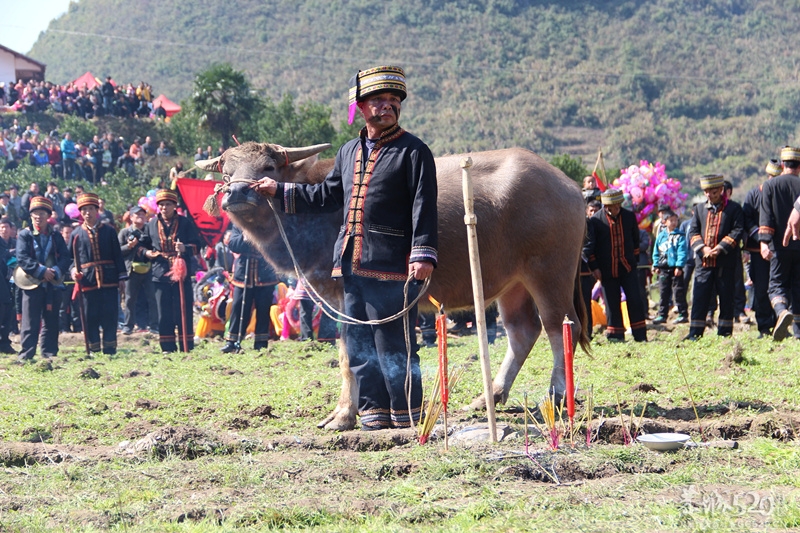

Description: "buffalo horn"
195 156 222 172
281 143 332 165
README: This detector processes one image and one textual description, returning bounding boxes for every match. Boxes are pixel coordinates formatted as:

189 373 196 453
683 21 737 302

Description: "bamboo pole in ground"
460 157 498 443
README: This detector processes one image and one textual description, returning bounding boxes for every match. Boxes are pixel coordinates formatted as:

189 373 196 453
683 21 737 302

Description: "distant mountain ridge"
28 0 800 193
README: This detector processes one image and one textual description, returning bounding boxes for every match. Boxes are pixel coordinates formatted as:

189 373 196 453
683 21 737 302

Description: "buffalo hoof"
317 407 357 431
462 390 507 412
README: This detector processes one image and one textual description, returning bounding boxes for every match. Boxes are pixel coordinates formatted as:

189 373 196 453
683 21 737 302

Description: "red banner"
176 178 230 249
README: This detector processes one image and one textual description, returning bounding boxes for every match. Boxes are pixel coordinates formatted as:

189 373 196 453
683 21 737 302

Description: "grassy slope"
27 0 800 197
1 326 799 531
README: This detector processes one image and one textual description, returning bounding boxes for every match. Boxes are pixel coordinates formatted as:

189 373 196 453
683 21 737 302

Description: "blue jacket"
652 228 687 269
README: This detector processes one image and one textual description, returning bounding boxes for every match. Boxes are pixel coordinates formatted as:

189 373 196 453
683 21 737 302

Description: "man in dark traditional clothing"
221 224 278 353
143 190 202 353
742 159 781 337
254 66 438 430
69 193 127 354
759 146 800 341
15 197 70 362
686 174 744 340
584 188 647 342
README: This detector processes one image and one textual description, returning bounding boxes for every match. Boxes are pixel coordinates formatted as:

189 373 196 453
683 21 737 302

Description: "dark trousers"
707 253 746 317
749 252 775 334
768 248 800 339
298 298 315 341
637 266 650 315
689 264 736 337
317 313 337 344
82 287 119 354
59 283 82 332
123 272 158 331
19 286 62 360
601 269 647 341
657 268 688 318
155 279 194 352
226 284 273 346
0 300 13 350
62 158 75 180
343 275 421 429
580 273 595 339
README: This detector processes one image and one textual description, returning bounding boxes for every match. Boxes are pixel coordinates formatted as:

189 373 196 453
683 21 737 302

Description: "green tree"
549 154 588 185
188 64 263 149
254 94 336 151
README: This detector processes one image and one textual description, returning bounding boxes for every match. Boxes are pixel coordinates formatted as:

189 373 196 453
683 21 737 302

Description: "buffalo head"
197 141 331 219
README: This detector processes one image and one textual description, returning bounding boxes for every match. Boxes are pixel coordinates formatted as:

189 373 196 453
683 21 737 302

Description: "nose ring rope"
219 176 430 327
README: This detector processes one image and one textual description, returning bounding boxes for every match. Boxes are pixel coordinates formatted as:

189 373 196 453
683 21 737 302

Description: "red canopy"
71 71 101 90
152 94 181 117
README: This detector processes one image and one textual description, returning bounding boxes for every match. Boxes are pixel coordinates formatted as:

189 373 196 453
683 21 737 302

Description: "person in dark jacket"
759 146 800 341
15 197 70 362
142 190 202 353
0 236 14 353
686 174 744 340
221 225 278 353
583 188 647 342
118 206 158 334
69 193 127 354
254 66 438 430
742 159 781 337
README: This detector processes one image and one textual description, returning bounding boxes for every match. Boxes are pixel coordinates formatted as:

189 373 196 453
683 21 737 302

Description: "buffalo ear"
196 156 221 172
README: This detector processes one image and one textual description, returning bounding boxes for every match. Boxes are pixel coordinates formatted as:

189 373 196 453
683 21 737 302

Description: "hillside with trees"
28 0 800 194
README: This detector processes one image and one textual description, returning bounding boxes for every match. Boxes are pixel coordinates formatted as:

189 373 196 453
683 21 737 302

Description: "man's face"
586 205 599 217
30 209 49 229
358 91 402 132
80 205 99 226
158 201 177 218
605 203 622 217
704 186 723 205
0 223 10 240
131 212 145 227
61 226 73 241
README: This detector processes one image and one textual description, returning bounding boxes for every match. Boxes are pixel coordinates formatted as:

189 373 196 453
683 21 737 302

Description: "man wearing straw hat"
742 159 781 337
759 146 800 341
143 189 202 353
15 196 70 362
584 188 647 342
69 193 128 355
254 65 438 430
685 174 744 340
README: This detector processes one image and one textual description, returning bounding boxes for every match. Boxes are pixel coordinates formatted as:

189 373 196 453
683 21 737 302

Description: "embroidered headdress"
600 188 624 205
700 174 724 190
347 66 407 125
76 192 100 209
156 189 178 205
780 146 800 162
766 159 782 177
29 196 53 215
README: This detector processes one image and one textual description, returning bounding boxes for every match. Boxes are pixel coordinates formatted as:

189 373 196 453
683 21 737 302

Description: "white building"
0 44 46 84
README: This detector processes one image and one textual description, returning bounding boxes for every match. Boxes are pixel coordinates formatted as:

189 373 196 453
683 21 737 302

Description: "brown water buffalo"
197 142 589 430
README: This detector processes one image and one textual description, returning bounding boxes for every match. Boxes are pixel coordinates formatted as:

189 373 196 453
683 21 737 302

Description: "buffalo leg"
465 285 540 410
317 341 358 430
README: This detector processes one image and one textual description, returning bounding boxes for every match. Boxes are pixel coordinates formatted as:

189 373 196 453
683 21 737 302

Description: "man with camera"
119 206 158 335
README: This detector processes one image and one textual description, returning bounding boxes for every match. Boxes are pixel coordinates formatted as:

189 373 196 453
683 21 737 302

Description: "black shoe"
682 334 701 342
652 316 667 324
122 328 133 336
0 344 16 354
253 342 268 350
220 341 240 354
773 310 793 342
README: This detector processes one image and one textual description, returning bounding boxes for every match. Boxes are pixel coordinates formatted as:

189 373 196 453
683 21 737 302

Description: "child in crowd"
652 211 689 324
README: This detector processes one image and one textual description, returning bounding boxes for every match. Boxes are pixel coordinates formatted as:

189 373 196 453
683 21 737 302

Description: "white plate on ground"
637 433 691 451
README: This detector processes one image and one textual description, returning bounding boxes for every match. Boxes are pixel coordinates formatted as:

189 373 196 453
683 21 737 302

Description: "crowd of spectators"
0 78 168 120
0 115 175 181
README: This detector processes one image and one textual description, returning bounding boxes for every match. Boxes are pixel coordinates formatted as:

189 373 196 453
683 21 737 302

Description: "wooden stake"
461 157 498 443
